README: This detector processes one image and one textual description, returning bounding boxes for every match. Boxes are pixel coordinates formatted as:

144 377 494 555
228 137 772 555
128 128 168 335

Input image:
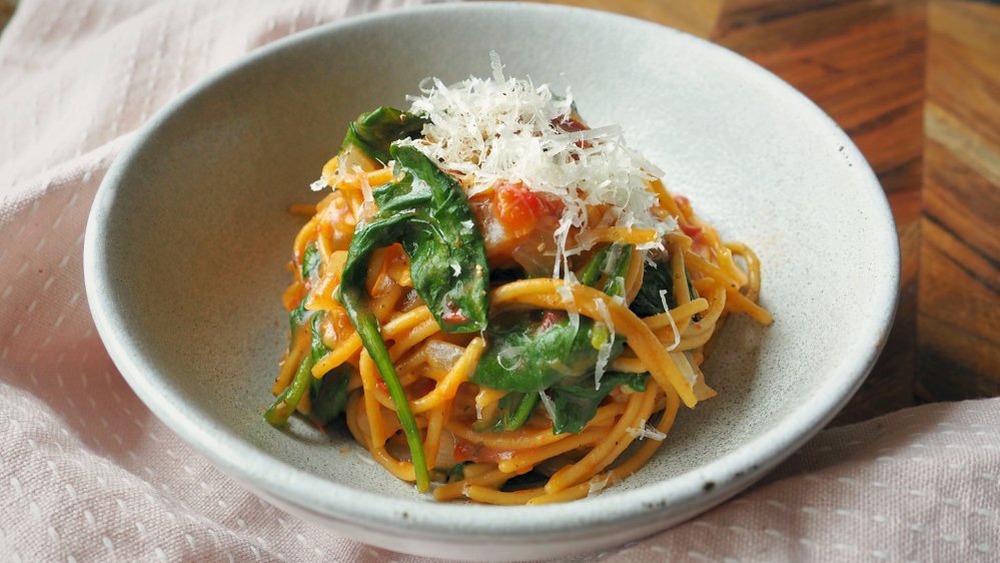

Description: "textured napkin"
1 1 998 561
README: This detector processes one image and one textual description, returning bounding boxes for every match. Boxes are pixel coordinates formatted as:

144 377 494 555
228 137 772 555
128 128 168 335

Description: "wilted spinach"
629 257 696 318
473 244 635 432
309 364 351 426
547 371 648 434
337 143 490 492
341 106 427 164
267 243 324 426
473 310 625 393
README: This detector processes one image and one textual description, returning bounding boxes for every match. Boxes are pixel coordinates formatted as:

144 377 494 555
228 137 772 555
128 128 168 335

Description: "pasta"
266 56 772 504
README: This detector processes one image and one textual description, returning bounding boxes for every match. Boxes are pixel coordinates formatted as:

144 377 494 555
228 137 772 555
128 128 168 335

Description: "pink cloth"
1 0 998 560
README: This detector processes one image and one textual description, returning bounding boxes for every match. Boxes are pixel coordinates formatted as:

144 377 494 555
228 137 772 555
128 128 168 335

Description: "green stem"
355 312 431 492
578 244 611 286
265 352 315 426
602 245 633 297
505 392 540 430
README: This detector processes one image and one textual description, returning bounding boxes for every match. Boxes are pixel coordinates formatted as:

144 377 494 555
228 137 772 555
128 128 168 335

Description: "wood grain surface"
918 0 1000 400
527 0 1000 421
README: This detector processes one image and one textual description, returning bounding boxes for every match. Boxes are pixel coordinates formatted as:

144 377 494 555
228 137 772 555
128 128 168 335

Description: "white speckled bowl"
84 3 899 560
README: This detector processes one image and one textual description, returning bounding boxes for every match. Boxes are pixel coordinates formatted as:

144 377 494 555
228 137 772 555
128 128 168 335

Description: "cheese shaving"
538 390 557 422
658 289 681 352
497 345 525 372
398 53 674 278
588 474 611 495
670 351 698 388
626 419 667 441
556 274 580 339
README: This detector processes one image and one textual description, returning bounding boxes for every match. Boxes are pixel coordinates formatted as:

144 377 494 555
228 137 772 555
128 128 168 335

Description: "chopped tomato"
495 181 547 237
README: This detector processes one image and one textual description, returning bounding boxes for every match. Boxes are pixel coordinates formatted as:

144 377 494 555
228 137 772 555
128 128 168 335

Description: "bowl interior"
87 2 897 544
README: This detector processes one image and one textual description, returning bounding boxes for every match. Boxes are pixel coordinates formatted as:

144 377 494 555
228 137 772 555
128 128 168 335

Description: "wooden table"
2 0 996 422
528 0 1000 423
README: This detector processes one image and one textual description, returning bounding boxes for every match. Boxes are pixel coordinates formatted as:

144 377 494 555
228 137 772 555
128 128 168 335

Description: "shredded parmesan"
556 273 581 339
588 474 611 495
658 289 681 352
398 53 675 278
626 419 667 441
670 351 698 388
538 390 557 422
497 346 525 372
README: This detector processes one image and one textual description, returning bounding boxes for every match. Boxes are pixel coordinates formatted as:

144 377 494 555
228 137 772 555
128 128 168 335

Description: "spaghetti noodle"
266 57 771 504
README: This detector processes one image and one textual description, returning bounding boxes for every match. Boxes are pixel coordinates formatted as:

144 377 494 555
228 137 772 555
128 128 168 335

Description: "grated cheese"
497 345 525 372
626 419 667 441
538 390 558 422
670 351 698 388
588 474 611 495
658 289 681 352
556 273 581 339
398 53 676 278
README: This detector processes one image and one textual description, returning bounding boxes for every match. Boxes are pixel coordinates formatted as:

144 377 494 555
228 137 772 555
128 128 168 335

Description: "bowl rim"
84 1 900 543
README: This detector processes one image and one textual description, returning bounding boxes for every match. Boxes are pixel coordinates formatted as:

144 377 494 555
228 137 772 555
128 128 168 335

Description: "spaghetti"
266 57 771 504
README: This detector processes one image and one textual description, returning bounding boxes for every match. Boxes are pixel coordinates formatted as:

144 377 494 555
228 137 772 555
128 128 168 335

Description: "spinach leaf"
341 106 428 164
473 244 636 433
472 244 631 396
301 243 321 280
630 260 673 317
336 143 489 492
630 257 696 317
472 311 623 393
306 314 349 425
289 298 310 335
310 313 328 364
547 372 648 434
268 310 340 427
309 364 351 426
289 243 322 334
373 145 490 332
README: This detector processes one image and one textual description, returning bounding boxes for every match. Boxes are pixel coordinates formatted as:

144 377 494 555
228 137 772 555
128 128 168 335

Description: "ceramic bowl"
85 3 899 560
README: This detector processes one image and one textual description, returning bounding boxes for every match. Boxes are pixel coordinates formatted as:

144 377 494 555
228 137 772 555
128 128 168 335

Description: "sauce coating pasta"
267 57 771 504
